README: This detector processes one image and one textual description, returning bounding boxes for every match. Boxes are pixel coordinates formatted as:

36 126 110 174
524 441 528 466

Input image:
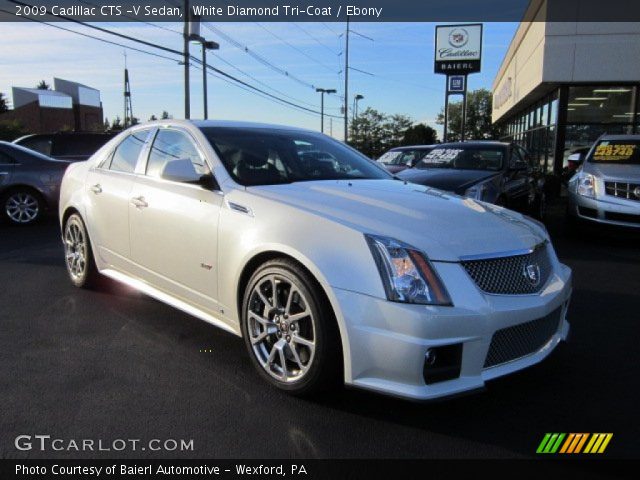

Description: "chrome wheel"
64 218 87 281
6 192 39 224
247 274 316 383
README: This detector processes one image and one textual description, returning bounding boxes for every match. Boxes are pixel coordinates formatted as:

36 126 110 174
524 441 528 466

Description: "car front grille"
484 307 562 369
604 181 640 202
461 244 552 295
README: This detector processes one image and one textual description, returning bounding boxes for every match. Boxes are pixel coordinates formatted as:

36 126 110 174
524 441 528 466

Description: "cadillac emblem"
524 263 541 288
448 28 469 48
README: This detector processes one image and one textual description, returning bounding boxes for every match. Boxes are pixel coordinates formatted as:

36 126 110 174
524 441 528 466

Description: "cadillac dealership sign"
434 24 483 75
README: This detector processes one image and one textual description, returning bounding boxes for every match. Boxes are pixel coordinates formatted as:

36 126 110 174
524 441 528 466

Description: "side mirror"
161 158 200 183
161 158 219 189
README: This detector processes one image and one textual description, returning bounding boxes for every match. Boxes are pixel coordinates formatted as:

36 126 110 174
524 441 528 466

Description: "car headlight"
365 234 452 305
575 172 596 198
464 183 486 200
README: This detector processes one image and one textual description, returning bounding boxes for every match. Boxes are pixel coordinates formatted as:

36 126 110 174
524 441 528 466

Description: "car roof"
436 141 509 148
135 119 318 134
598 134 640 141
389 145 436 151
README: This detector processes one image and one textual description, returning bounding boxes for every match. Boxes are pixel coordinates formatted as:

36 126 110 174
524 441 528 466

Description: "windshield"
416 146 504 171
378 149 432 166
589 139 640 164
201 127 391 186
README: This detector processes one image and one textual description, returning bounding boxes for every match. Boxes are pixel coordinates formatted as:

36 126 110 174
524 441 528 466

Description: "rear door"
128 127 223 313
84 128 153 270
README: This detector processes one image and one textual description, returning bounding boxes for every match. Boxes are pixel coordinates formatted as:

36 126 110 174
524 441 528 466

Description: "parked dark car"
377 145 436 174
13 132 116 162
397 141 546 218
0 142 70 225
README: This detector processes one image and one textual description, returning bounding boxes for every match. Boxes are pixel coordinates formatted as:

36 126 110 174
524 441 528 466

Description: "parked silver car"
0 141 70 225
568 134 640 228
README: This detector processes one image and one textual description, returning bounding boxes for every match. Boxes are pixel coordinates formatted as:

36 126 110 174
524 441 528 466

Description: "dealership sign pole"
434 24 483 142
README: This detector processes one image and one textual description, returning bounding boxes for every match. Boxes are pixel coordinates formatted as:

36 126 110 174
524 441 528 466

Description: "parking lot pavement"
0 205 638 459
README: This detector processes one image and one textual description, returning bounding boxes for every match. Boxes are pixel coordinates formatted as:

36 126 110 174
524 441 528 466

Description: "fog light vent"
423 344 462 385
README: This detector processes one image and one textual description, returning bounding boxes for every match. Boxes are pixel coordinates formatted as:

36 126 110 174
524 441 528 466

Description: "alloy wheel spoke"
288 343 306 372
292 334 314 349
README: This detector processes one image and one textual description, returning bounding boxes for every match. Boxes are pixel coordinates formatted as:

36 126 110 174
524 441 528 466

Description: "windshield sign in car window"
423 149 464 164
592 141 640 164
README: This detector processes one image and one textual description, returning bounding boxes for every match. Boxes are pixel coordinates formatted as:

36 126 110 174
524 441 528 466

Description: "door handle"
90 183 102 194
131 196 148 209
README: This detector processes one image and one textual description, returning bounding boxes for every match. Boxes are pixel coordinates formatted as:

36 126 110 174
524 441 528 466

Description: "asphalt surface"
0 203 639 459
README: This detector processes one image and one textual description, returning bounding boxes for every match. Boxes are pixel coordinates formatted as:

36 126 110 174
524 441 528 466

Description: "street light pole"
316 88 336 133
201 40 219 119
343 17 350 142
183 0 190 119
353 94 364 140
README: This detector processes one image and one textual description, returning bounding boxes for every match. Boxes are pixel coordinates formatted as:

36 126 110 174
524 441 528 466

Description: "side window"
509 146 525 168
108 130 149 173
21 137 52 156
146 129 209 178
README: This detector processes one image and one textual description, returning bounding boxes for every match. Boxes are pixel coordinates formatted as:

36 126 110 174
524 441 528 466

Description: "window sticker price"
593 143 636 161
423 149 463 164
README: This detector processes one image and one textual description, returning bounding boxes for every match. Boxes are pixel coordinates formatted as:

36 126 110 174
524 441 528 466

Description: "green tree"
111 116 122 131
436 88 499 141
0 120 26 141
0 92 9 113
149 114 158 121
385 114 414 148
349 107 387 158
161 110 171 120
103 117 110 131
130 116 140 126
402 124 438 145
36 80 51 90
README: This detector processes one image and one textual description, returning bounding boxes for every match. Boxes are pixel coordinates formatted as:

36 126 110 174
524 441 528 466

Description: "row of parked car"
377 137 640 230
1 129 639 230
0 133 115 225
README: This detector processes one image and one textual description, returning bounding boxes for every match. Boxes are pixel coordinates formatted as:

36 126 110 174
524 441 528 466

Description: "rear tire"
2 188 43 225
240 258 342 396
63 213 100 289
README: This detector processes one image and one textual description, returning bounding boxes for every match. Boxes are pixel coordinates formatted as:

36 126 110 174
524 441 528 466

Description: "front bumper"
334 261 572 401
568 191 640 228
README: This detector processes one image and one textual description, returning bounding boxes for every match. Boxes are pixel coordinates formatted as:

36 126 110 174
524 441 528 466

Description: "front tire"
240 259 342 396
63 213 100 288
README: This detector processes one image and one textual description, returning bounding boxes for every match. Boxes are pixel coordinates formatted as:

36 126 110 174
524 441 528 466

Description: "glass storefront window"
567 86 635 124
550 98 559 125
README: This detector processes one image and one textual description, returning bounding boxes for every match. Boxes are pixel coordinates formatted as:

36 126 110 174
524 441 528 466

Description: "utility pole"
183 0 190 119
123 52 133 128
343 17 349 143
316 88 336 133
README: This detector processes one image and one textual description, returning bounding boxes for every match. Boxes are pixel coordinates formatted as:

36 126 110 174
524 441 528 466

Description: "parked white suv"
59 120 572 400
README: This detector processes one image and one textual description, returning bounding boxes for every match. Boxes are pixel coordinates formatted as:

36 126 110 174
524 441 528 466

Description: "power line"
292 23 337 56
255 23 337 73
202 23 316 90
2 5 342 119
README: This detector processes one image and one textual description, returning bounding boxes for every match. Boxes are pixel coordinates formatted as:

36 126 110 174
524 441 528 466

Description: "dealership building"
492 0 640 180
0 78 103 133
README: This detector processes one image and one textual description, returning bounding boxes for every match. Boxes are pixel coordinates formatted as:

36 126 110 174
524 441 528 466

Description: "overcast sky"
0 21 518 140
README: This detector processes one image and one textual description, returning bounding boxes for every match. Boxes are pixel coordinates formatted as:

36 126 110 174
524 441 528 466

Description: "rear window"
589 139 640 164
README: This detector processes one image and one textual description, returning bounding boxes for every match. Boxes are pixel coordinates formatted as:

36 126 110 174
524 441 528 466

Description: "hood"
585 162 640 182
248 179 546 262
397 168 499 193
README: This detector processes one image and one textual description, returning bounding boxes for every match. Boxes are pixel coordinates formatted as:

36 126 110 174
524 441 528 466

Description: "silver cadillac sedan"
59 120 572 400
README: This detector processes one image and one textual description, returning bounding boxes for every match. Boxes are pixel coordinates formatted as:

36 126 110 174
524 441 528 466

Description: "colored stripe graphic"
538 433 613 454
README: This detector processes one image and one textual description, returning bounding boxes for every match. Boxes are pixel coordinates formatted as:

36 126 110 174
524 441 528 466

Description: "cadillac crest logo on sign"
448 28 469 48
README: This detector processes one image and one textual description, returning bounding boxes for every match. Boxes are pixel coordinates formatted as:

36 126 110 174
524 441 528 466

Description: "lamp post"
315 88 336 133
190 35 220 119
353 94 364 139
